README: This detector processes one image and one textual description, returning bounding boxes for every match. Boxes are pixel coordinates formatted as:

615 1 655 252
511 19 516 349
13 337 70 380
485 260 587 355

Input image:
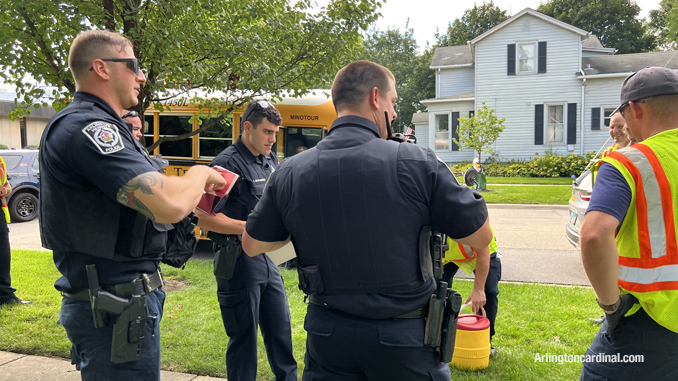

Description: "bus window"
143 113 154 151
284 127 323 157
199 117 234 159
159 114 193 158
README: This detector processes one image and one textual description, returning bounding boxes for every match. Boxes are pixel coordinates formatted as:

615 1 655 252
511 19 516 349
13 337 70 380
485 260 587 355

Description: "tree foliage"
0 0 382 148
454 102 505 163
359 21 434 131
649 0 678 50
435 1 508 47
537 0 656 54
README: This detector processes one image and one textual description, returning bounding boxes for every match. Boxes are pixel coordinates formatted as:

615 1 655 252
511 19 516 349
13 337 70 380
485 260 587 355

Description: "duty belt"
63 268 164 301
307 294 427 319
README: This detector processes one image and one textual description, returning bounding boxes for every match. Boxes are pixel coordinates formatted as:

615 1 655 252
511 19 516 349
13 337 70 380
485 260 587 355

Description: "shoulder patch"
81 122 125 155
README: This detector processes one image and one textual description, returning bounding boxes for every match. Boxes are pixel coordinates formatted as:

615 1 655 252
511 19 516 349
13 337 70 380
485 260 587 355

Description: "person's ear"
369 87 380 110
243 120 252 134
628 101 643 120
90 59 111 80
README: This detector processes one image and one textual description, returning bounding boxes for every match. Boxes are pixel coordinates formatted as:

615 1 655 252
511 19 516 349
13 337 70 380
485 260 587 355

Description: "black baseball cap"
612 66 678 116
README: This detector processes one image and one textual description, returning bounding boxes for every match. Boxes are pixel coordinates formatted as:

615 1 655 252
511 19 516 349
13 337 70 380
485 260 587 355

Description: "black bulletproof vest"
39 101 166 262
284 126 431 295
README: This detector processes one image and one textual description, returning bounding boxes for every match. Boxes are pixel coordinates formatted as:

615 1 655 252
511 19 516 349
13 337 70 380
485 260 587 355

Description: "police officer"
580 66 678 380
196 101 297 381
40 30 226 380
242 60 493 380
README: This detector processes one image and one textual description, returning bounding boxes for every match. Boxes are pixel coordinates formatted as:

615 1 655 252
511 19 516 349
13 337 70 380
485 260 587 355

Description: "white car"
565 169 592 249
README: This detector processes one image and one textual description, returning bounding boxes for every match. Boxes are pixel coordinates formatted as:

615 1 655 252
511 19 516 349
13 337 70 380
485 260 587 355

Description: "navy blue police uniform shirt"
210 136 279 278
245 115 488 318
45 92 159 293
587 162 632 225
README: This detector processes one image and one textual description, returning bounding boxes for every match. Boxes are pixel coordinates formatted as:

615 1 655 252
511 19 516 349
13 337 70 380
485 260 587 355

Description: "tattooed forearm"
116 172 165 220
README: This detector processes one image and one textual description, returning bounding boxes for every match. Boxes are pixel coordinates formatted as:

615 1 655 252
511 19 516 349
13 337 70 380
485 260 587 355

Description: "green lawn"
479 185 572 205
0 250 602 380
456 176 574 185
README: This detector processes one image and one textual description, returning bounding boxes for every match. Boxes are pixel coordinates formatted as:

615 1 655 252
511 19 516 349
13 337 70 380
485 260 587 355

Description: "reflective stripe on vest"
607 145 678 292
453 243 477 263
0 158 9 223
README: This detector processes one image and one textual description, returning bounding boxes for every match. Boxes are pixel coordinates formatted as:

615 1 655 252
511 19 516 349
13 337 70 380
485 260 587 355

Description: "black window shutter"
507 44 516 75
469 111 474 138
591 107 600 130
567 103 577 144
452 112 460 151
535 105 544 145
538 41 547 73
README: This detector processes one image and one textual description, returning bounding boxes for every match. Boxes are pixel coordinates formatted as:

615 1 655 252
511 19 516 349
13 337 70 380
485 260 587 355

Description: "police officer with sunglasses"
39 30 226 380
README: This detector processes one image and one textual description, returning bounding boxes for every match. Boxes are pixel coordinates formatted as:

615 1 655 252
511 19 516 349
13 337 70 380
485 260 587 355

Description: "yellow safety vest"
0 157 10 223
602 130 678 333
443 226 497 275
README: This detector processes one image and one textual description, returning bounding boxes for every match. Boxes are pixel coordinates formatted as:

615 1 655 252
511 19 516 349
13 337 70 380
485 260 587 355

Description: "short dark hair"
331 60 395 113
68 30 133 83
243 100 282 129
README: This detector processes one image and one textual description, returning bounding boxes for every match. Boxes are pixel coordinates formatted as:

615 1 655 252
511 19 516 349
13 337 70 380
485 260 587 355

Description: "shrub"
449 153 592 178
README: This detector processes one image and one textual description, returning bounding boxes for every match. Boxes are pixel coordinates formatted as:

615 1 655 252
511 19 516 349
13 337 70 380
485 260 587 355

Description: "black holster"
86 265 147 363
209 232 242 280
440 289 462 363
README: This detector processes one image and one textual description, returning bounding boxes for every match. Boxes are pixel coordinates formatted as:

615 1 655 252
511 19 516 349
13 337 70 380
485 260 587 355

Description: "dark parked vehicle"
0 149 39 222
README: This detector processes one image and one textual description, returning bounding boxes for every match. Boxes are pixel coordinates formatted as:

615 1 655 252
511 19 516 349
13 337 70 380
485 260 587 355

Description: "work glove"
605 294 639 340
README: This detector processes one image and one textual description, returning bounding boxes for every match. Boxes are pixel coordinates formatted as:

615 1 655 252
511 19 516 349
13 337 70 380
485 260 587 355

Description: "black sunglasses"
89 58 140 76
620 99 646 118
121 110 139 119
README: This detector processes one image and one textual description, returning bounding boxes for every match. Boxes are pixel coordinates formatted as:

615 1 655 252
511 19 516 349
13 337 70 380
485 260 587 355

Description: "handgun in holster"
422 230 462 362
86 265 147 364
208 231 242 280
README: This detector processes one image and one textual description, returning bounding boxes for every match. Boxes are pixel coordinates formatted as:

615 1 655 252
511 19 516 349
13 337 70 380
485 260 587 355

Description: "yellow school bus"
141 90 337 176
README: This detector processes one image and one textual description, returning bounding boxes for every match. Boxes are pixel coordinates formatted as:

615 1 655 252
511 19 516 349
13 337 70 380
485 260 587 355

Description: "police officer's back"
40 30 226 381
243 60 493 380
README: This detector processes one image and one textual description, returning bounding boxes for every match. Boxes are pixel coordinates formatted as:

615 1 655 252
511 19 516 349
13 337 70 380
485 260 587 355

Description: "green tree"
359 21 434 131
537 0 656 54
435 1 508 47
0 0 382 150
649 0 678 50
454 102 505 163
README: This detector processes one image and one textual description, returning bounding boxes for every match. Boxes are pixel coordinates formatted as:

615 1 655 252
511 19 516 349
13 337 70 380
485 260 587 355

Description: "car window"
31 153 40 172
1 155 22 170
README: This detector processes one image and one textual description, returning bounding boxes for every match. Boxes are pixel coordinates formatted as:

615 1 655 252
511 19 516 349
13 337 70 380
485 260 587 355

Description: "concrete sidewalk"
0 351 226 381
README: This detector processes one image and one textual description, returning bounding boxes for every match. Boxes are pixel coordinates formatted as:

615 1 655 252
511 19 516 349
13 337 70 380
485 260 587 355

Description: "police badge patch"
81 122 125 154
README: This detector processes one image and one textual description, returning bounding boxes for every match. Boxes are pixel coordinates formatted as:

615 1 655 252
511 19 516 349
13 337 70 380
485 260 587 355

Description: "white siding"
414 123 429 148
474 14 584 160
426 100 476 163
438 67 475 97
0 116 21 148
582 77 624 154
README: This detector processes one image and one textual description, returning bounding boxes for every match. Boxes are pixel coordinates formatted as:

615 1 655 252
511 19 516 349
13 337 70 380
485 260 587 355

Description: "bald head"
609 112 629 148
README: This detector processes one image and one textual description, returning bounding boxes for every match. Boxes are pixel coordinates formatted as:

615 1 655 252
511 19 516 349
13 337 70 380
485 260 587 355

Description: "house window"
434 114 450 151
518 42 537 73
602 106 617 128
545 104 565 143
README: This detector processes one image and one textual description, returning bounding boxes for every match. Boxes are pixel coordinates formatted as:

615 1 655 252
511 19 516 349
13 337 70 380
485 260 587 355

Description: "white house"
414 8 678 163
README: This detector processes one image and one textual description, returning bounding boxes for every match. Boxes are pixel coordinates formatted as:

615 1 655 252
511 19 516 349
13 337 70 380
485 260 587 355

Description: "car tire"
8 192 38 222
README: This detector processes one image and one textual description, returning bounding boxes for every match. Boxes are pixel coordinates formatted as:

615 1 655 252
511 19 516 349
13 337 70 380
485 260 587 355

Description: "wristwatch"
597 297 621 312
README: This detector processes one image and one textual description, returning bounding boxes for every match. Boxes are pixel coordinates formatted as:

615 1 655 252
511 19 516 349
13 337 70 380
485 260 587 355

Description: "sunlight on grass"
1 251 601 380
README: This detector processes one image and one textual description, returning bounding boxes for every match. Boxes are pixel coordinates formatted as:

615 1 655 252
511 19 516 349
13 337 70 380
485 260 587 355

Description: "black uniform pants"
0 222 17 302
302 304 451 381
